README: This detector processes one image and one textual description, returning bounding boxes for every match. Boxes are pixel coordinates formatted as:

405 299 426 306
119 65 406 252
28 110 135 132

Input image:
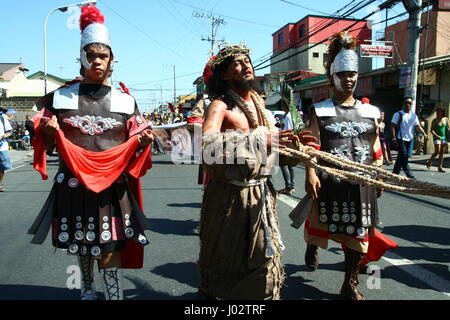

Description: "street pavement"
0 149 449 300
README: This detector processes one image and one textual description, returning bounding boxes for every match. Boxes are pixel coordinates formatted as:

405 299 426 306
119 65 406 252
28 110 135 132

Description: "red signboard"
439 0 450 10
360 44 393 59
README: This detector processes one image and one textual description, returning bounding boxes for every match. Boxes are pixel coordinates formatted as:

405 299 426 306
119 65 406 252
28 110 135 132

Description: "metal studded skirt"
317 171 378 239
29 168 150 259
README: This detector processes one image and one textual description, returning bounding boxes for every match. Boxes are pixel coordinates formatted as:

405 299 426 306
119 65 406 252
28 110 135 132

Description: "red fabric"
118 82 131 95
203 56 216 86
187 117 204 124
305 220 329 239
34 129 151 193
373 143 383 160
360 229 398 266
307 142 321 150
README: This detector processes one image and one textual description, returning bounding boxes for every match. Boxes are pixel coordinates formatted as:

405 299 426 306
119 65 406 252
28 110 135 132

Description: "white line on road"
382 252 450 297
8 163 28 172
277 194 300 209
277 194 450 298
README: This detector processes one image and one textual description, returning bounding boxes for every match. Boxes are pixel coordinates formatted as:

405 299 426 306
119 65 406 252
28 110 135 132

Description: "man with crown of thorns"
198 43 317 300
28 4 153 300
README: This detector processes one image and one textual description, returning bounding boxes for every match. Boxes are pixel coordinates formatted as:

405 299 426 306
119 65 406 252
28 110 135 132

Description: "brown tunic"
199 94 284 300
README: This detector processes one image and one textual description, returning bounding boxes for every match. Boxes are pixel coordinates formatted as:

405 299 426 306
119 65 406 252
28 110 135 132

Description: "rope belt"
226 178 285 257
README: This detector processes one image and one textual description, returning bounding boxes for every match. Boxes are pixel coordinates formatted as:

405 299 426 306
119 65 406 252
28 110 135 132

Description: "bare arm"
391 123 397 141
202 100 227 134
416 122 429 140
304 109 321 199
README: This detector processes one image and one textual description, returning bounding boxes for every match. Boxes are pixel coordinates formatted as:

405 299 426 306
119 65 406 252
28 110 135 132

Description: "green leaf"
280 81 304 135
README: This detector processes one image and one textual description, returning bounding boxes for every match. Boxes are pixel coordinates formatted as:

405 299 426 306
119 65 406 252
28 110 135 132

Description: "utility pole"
419 2 430 108
402 0 423 113
173 65 176 105
192 11 225 53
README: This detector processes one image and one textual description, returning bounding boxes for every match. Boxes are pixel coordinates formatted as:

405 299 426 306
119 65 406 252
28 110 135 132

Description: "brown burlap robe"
199 92 284 300
198 163 284 300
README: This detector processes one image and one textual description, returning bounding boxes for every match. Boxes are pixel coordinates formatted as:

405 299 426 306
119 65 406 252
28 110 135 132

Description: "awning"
265 94 281 107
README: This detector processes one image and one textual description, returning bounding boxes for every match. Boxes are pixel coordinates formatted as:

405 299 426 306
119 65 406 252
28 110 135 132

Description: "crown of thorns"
208 43 251 70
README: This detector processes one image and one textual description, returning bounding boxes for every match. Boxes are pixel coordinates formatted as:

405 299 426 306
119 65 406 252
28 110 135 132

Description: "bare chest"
222 107 250 131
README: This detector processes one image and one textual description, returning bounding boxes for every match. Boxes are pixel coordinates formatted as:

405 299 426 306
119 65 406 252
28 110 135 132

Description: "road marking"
382 252 450 297
277 194 450 298
8 163 28 172
277 194 299 209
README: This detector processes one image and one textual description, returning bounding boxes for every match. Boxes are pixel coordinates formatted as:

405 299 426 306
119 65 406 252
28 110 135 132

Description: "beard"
231 78 258 92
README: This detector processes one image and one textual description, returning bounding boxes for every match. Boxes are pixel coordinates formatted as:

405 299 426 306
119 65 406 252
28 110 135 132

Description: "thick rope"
279 146 450 200
224 90 450 200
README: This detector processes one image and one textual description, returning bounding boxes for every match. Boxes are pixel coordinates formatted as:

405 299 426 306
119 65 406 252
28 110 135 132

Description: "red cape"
33 118 152 269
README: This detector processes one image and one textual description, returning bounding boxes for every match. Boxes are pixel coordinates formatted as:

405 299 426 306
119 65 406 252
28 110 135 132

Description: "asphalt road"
0 152 449 300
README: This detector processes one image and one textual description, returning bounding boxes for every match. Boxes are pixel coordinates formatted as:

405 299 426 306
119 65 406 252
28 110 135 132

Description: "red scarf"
33 129 151 193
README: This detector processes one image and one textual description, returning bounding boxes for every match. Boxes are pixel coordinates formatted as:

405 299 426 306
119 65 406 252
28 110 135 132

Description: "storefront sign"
360 44 393 59
399 66 412 89
438 0 450 10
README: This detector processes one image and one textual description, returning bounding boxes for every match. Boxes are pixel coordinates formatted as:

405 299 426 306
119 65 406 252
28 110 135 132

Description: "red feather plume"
80 4 105 31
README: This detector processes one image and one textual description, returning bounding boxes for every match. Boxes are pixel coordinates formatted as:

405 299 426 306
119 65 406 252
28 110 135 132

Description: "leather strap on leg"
100 267 124 300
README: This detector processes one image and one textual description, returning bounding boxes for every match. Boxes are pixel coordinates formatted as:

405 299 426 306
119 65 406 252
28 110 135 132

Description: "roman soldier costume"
304 32 396 300
28 5 152 300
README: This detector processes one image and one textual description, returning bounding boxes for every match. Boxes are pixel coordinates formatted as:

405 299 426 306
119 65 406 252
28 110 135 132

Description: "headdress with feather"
79 5 112 70
325 32 359 81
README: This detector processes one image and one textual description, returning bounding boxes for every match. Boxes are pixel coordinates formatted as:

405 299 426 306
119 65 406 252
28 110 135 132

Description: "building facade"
270 15 372 74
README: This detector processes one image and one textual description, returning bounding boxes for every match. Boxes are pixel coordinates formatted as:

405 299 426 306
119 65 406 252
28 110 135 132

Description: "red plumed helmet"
80 4 105 31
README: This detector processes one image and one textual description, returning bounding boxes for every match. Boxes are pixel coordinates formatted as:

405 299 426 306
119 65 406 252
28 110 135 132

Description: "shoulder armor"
110 88 135 114
313 99 336 117
358 101 381 119
53 83 80 110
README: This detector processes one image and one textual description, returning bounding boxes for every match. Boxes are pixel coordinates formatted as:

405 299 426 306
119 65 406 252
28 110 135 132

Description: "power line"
255 0 383 71
169 0 278 28
280 0 331 15
98 0 197 65
129 72 201 87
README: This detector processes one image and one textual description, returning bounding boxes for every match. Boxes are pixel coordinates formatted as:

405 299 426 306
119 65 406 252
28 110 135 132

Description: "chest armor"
53 83 134 152
316 99 378 165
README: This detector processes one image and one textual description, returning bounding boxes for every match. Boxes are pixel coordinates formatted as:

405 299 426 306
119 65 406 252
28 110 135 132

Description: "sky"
1 0 406 112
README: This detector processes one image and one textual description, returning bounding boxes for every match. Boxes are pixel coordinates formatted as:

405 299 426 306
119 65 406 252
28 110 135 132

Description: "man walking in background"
0 108 13 192
391 97 428 179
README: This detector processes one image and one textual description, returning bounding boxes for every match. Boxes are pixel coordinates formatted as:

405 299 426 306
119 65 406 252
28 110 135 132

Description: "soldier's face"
84 46 112 83
334 71 358 93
